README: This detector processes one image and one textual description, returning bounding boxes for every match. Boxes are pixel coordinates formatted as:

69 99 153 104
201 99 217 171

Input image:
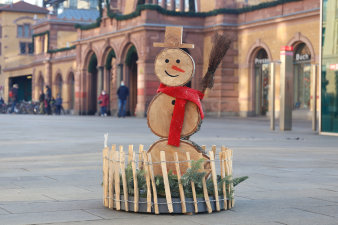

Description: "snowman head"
155 48 194 86
153 26 195 87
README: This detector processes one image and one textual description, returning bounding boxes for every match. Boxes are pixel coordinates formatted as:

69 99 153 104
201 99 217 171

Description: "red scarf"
157 84 204 146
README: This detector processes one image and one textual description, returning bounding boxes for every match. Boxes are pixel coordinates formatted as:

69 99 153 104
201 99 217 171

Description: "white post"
312 64 317 131
270 62 275 130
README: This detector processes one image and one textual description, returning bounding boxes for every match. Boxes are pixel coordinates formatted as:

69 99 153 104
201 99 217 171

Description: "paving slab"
0 114 338 225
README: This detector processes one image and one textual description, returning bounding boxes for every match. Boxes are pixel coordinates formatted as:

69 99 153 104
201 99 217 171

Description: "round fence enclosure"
102 144 247 214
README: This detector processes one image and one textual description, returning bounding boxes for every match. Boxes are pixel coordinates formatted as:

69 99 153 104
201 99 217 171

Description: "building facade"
1 0 321 119
321 0 338 134
0 1 48 102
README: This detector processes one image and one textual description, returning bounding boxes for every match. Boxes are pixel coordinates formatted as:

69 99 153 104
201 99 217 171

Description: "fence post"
102 147 109 207
160 151 173 213
142 151 152 213
148 153 159 214
108 145 116 208
186 152 198 213
209 150 220 211
174 152 186 213
120 146 128 211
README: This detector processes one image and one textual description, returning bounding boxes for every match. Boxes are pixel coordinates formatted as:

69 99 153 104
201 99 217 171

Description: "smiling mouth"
165 70 179 77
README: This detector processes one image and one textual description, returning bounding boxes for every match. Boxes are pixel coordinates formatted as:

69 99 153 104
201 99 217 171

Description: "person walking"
55 93 63 115
117 81 129 117
9 84 19 113
98 90 109 116
39 90 45 114
45 85 52 115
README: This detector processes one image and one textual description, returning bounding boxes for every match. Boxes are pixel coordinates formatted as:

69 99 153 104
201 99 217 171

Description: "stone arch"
67 71 75 111
37 72 45 97
286 32 316 63
120 42 139 116
85 51 99 115
246 39 273 66
246 39 272 116
54 73 63 98
81 45 100 71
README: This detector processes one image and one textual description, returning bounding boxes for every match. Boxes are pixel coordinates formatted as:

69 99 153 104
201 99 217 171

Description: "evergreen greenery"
121 159 248 199
105 49 116 70
48 45 76 53
125 46 138 67
88 54 98 73
75 0 301 30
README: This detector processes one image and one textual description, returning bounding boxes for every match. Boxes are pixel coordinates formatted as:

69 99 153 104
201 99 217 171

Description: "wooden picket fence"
102 144 234 214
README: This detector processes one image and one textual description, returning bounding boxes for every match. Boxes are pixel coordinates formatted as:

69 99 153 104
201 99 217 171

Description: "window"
17 25 23 37
69 0 77 8
0 65 2 74
17 24 31 38
0 42 1 56
24 24 30 38
28 43 33 54
20 42 26 54
20 42 34 55
89 0 96 9
0 25 2 38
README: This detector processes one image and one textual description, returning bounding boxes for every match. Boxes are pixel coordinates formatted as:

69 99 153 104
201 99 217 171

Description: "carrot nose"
171 65 185 73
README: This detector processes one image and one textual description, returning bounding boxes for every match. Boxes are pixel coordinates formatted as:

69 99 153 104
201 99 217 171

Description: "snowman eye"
176 59 180 63
165 59 169 63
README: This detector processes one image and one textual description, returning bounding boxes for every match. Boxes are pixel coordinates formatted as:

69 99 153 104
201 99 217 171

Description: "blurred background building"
0 0 322 121
321 0 338 134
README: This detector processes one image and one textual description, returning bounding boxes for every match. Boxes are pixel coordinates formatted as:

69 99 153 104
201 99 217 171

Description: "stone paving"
0 114 338 225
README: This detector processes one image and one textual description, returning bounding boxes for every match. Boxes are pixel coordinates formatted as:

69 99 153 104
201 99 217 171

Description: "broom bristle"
201 34 232 93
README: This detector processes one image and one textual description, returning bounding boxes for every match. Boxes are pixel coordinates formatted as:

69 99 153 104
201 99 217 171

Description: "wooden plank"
138 145 144 170
219 151 227 210
209 150 220 211
211 145 217 158
186 152 198 213
120 147 128 211
174 152 186 213
128 144 134 164
228 149 234 208
114 149 121 210
131 150 139 212
160 151 173 213
108 145 116 209
143 151 152 213
224 149 232 209
199 153 212 213
147 153 159 214
102 147 109 207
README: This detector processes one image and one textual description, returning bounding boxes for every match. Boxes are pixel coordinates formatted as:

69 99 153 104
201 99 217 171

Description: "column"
180 0 185 11
170 0 175 10
161 0 166 9
135 60 146 117
279 46 294 131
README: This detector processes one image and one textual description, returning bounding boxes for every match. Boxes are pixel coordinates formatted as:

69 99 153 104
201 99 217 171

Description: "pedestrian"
55 93 63 115
39 90 45 114
9 84 19 113
98 90 109 116
45 85 52 115
117 81 129 117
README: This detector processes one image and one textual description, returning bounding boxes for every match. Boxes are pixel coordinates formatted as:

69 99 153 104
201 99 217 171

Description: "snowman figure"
147 26 209 175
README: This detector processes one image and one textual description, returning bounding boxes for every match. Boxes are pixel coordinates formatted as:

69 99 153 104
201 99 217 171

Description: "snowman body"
147 42 209 175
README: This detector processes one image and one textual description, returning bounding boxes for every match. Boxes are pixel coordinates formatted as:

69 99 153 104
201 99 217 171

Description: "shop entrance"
125 46 138 116
293 43 311 111
9 75 32 102
254 49 270 116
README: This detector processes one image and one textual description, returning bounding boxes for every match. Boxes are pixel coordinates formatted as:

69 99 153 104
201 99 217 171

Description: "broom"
201 33 232 94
